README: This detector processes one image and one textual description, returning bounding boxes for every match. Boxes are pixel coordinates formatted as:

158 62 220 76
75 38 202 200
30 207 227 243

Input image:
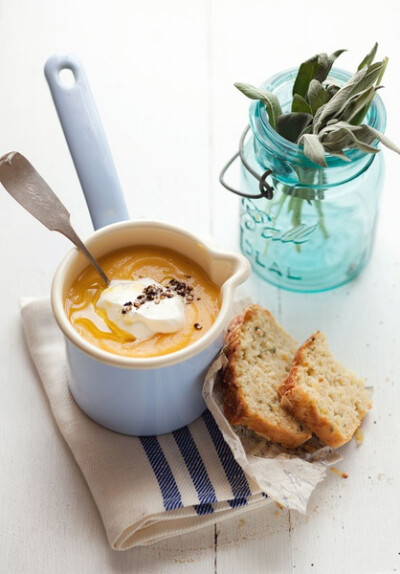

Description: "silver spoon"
0 151 110 286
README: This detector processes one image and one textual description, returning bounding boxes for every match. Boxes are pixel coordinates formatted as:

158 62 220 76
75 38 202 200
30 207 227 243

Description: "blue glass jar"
239 68 386 292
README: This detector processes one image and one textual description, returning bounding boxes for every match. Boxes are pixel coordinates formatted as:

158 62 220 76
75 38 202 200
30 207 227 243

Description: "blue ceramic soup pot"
51 219 250 435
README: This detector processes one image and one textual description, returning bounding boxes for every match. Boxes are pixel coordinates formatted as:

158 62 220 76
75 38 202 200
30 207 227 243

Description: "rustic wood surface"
1 1 399 572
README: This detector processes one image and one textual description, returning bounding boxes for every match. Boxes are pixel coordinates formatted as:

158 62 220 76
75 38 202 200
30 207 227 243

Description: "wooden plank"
0 1 215 572
1 0 400 572
215 505 293 573
209 1 400 572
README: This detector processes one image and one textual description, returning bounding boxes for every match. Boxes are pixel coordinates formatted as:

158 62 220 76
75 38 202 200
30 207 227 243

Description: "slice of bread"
278 331 371 448
222 304 312 448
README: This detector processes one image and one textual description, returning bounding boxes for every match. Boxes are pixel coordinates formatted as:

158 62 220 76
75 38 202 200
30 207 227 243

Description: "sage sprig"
233 83 282 129
235 44 400 167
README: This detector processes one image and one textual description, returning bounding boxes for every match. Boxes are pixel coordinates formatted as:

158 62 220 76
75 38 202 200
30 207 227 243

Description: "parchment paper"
202 302 342 514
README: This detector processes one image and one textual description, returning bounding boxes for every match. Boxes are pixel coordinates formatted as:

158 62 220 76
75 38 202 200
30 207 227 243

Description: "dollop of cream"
96 278 186 341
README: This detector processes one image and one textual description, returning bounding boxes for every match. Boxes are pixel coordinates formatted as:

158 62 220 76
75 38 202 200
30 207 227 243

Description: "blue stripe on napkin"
202 410 252 507
194 503 214 515
229 497 248 508
173 426 217 515
139 436 184 511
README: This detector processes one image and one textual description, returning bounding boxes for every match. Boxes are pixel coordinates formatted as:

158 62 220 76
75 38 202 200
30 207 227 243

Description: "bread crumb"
330 467 348 479
354 427 364 445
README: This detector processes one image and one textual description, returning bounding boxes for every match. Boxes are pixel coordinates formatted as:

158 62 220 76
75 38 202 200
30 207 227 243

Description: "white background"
0 1 399 572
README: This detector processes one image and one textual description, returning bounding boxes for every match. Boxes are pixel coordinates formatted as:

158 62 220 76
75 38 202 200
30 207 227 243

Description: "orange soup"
65 245 221 358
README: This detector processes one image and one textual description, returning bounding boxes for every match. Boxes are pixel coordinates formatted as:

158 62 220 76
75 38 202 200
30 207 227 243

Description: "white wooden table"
1 1 399 572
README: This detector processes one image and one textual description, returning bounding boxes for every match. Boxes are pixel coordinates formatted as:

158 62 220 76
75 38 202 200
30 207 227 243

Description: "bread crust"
222 305 311 449
278 332 371 448
277 332 319 400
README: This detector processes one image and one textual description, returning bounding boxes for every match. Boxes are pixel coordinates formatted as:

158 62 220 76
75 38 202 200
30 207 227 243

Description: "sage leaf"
360 125 400 155
234 82 282 129
320 126 355 150
348 61 385 96
292 50 346 99
376 56 388 85
298 123 313 139
313 53 329 83
350 58 389 125
292 94 312 114
350 107 368 127
326 84 341 98
313 103 329 133
292 55 324 99
349 87 380 126
313 62 384 132
320 122 385 155
339 128 380 154
234 45 399 163
351 124 376 145
300 133 327 166
321 120 357 134
327 49 347 70
313 70 369 131
337 85 379 124
349 137 380 154
358 42 378 71
276 113 313 143
307 80 330 115
313 86 358 132
351 124 400 155
327 150 351 162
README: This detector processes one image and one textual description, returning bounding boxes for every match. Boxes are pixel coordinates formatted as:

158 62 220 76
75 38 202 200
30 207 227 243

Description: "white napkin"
20 298 270 550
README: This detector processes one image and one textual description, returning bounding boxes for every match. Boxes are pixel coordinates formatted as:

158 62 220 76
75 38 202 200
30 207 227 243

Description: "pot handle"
44 54 129 230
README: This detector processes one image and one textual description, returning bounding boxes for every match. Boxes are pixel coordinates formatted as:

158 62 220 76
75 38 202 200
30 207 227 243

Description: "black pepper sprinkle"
121 301 133 315
121 278 196 313
194 323 202 330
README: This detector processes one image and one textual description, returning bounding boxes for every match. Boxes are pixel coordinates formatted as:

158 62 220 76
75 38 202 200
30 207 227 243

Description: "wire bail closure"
219 125 274 200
